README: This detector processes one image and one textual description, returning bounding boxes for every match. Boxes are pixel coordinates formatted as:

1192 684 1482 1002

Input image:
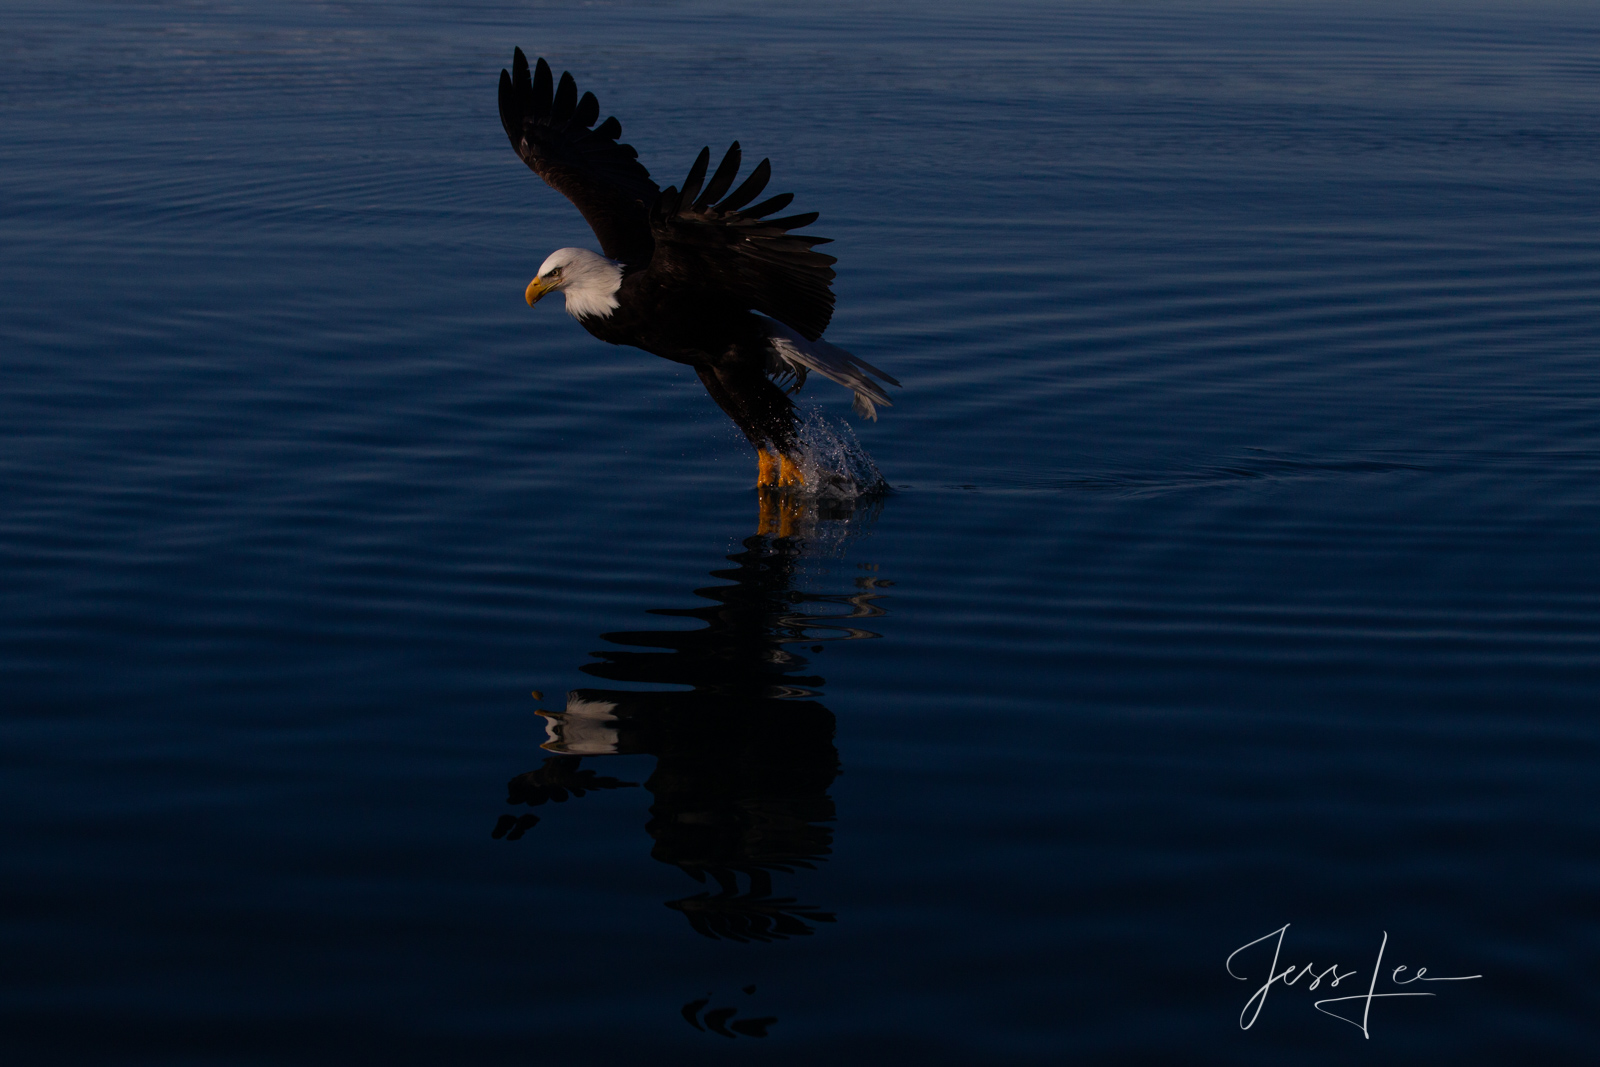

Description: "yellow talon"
755 448 805 535
778 453 805 488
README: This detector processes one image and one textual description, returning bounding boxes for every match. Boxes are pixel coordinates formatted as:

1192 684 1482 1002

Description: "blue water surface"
3 1 1599 1062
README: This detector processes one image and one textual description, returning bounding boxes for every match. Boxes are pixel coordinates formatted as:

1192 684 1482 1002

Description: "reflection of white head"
537 693 620 755
524 247 624 320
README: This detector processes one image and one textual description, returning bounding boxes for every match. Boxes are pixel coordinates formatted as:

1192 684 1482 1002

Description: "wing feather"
498 49 658 266
531 56 551 120
678 147 711 206
743 193 794 219
574 91 599 129
697 144 743 208
649 147 838 341
765 211 820 230
554 71 580 124
717 158 771 212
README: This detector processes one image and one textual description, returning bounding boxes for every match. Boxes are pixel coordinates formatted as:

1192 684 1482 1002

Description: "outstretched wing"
649 143 838 341
498 49 659 267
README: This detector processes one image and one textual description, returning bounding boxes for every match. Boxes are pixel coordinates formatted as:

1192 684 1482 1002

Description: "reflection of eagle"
498 49 899 488
500 531 889 942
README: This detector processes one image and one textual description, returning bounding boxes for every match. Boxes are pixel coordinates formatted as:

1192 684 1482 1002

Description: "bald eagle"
498 49 898 488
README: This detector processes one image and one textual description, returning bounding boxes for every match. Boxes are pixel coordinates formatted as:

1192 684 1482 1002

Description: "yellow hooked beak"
525 275 556 307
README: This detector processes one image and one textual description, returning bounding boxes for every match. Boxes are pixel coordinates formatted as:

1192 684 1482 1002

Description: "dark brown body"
580 271 800 454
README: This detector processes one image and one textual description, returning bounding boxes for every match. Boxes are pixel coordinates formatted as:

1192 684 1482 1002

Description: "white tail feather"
758 315 898 421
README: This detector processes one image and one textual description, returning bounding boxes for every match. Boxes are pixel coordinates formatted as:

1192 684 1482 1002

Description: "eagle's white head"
524 247 623 320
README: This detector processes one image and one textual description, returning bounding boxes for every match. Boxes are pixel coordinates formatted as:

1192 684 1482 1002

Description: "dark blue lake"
4 1 1598 1062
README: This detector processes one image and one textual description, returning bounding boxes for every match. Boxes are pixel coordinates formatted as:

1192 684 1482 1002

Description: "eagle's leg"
777 452 806 488
694 363 800 489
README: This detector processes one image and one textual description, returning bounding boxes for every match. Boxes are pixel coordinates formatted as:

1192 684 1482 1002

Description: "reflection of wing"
774 575 894 643
496 525 888 944
505 755 636 805
667 890 836 944
650 143 838 341
681 997 778 1038
498 49 659 266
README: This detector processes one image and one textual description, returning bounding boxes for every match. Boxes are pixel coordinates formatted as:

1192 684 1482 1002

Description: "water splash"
793 407 889 502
